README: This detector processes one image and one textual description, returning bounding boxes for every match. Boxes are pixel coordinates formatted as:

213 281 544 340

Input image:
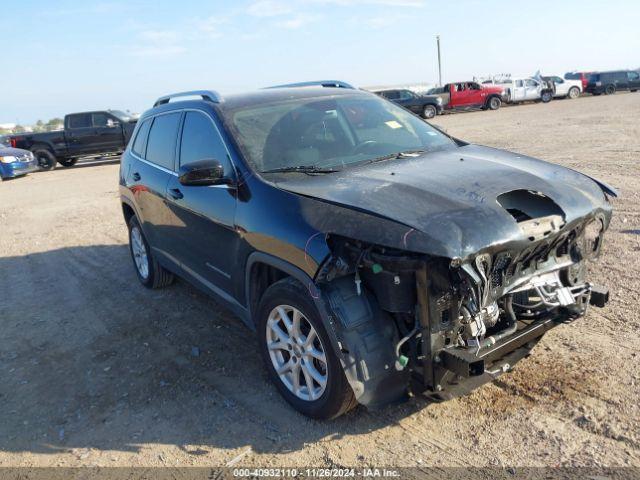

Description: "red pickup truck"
429 81 506 111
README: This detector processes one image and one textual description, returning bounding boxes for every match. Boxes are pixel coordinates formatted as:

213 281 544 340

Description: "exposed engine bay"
315 190 611 405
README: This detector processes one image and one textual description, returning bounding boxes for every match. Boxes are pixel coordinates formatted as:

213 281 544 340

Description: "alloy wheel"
266 305 328 401
131 226 149 279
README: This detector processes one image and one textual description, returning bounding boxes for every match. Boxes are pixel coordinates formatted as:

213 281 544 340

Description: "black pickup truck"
371 88 443 119
7 110 137 170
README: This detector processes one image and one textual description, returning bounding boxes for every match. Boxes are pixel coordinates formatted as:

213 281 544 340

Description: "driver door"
525 79 540 100
163 110 238 294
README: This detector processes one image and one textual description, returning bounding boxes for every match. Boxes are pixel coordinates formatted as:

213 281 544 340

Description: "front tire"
127 216 174 289
488 96 501 110
541 91 553 103
422 104 437 119
257 278 356 419
32 148 57 171
567 87 580 99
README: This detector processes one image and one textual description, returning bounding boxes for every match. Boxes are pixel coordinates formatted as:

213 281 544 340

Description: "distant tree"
13 125 26 133
34 120 45 132
45 118 64 131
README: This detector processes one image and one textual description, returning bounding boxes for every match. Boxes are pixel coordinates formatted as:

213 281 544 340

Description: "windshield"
228 94 456 173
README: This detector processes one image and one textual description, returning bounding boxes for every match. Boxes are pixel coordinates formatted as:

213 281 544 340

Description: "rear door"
127 112 182 258
65 113 95 156
163 110 238 295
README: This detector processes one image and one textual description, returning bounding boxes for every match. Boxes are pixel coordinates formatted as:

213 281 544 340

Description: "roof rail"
153 90 222 107
265 80 356 90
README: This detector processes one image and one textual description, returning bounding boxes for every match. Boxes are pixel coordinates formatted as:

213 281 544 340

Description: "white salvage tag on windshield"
385 120 403 129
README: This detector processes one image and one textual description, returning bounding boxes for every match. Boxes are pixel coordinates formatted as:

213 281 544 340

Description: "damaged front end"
315 197 611 407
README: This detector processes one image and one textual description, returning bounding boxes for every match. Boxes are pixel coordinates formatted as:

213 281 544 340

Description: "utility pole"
436 35 442 86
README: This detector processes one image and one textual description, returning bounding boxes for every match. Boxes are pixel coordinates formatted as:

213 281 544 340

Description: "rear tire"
127 215 174 289
58 158 78 167
605 84 616 95
32 148 57 171
567 87 580 99
488 96 501 110
422 104 437 119
257 277 356 419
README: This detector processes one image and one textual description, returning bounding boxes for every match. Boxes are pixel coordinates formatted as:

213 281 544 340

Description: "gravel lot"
1 93 638 470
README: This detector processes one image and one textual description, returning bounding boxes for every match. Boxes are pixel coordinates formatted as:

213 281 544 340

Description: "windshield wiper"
364 149 428 165
261 165 341 174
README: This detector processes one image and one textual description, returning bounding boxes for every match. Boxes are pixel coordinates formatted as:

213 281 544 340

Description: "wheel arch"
245 252 410 408
29 142 56 154
245 252 317 326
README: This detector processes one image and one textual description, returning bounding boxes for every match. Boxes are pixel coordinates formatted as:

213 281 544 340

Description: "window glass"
68 113 91 129
131 119 152 158
384 91 399 100
525 79 537 87
565 73 579 80
179 111 230 171
398 90 413 100
145 113 181 170
515 80 524 87
229 95 456 172
92 113 110 127
628 71 640 81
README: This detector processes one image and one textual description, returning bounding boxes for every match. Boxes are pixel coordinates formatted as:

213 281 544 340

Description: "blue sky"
3 0 639 124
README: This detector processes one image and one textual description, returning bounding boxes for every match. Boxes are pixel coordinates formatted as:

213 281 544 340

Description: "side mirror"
178 159 228 186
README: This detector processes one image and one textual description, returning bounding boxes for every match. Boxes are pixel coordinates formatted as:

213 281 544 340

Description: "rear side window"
68 114 91 129
131 119 152 157
588 73 600 83
145 113 181 170
179 111 231 171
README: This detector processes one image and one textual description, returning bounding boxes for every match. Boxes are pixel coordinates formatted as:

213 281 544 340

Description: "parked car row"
375 68 639 117
4 68 637 180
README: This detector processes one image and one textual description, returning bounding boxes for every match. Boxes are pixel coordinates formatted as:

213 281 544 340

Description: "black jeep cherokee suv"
120 86 613 419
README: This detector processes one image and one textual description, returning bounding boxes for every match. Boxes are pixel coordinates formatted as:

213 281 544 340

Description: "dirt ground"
1 93 638 470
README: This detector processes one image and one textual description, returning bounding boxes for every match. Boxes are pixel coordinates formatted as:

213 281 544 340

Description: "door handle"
132 172 141 181
169 188 184 200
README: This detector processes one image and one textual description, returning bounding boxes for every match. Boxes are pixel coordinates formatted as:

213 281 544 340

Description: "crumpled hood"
270 144 612 259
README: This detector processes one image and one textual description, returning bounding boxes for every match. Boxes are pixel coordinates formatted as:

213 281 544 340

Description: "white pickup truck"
485 77 555 104
541 75 582 99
